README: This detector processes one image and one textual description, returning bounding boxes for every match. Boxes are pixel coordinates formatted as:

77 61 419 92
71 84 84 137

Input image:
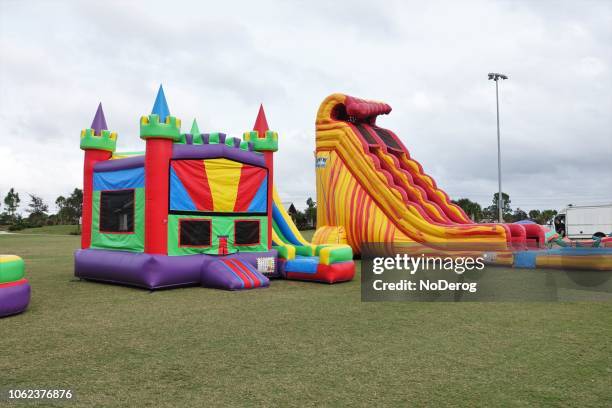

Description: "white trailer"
554 204 612 239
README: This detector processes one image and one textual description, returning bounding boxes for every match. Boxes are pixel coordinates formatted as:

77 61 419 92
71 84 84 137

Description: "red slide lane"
346 123 449 226
357 123 459 224
346 121 532 248
374 125 544 247
368 124 472 224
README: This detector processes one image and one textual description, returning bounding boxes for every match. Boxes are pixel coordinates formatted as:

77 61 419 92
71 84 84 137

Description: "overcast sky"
1 0 611 214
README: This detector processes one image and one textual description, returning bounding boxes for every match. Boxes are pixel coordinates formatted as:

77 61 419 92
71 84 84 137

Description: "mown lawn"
1 232 611 407
5 224 80 235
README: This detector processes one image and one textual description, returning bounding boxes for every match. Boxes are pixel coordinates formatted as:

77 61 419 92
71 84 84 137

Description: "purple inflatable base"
0 281 31 318
75 249 279 290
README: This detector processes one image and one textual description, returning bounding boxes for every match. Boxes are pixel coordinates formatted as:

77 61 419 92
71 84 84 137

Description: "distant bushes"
7 216 30 231
1 188 83 232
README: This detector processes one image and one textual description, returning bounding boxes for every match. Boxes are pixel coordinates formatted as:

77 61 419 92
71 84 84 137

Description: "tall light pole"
488 72 508 223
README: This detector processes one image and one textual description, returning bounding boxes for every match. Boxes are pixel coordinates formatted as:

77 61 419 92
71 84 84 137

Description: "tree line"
288 198 317 230
1 187 317 232
452 192 557 224
0 187 557 233
0 188 83 231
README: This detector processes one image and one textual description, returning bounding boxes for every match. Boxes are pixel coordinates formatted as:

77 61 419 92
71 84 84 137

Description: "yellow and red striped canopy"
170 158 268 213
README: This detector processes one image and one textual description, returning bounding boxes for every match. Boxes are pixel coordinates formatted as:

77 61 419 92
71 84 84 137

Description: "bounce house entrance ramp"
202 258 270 290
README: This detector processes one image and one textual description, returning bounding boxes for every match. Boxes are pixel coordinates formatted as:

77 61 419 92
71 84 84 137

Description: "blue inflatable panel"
513 251 538 268
93 167 145 191
284 256 319 274
169 168 197 211
248 177 268 212
272 204 301 246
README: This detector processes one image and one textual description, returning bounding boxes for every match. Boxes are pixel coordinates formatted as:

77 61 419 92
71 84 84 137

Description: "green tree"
512 208 528 222
26 194 49 227
54 188 83 225
539 209 558 225
305 197 317 228
67 188 83 222
0 212 10 225
452 198 482 222
55 195 67 224
3 188 20 218
485 192 512 221
528 209 541 221
293 210 308 230
8 214 28 231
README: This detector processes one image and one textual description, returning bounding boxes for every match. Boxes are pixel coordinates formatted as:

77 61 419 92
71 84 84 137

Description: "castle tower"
244 105 278 249
80 103 117 249
140 85 181 254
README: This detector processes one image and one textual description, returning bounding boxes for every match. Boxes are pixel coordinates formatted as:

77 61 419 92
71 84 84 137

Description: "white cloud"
0 0 610 215
576 57 608 77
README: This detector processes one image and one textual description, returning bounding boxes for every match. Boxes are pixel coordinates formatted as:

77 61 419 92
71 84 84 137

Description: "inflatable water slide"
313 94 546 256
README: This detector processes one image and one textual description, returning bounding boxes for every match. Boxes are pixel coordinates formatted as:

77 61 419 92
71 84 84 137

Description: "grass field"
1 230 611 407
7 224 81 235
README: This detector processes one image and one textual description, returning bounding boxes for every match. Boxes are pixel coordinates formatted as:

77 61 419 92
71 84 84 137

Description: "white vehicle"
553 204 612 239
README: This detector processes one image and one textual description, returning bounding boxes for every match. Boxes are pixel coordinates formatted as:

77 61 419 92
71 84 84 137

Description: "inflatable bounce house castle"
74 86 354 290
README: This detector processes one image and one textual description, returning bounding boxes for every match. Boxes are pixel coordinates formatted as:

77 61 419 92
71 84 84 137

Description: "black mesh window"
180 219 212 247
100 190 135 233
353 123 376 144
372 127 401 150
235 220 260 246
